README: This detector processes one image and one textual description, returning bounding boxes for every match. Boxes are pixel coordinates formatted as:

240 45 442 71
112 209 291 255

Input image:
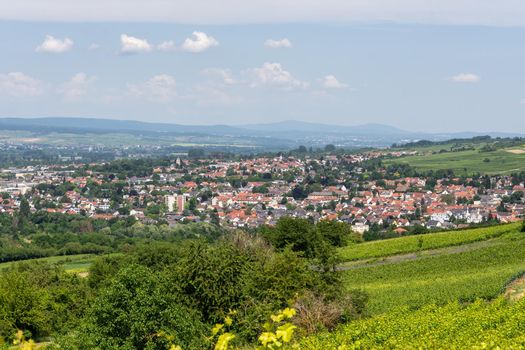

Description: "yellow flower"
276 324 296 343
215 332 235 350
281 308 296 319
212 323 224 336
259 332 278 347
224 316 233 326
270 314 284 323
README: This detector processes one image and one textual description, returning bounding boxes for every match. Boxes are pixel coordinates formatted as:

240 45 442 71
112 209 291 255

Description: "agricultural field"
300 297 525 349
299 223 525 348
341 227 525 315
384 143 525 175
338 223 518 261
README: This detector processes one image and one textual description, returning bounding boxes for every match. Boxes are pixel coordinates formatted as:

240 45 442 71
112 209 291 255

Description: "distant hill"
0 117 245 136
0 117 523 149
240 120 412 136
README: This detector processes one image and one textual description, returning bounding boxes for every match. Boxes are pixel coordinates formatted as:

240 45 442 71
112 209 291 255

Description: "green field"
338 223 518 261
384 147 525 175
302 224 525 348
343 235 525 315
300 297 525 349
0 254 98 273
341 226 525 315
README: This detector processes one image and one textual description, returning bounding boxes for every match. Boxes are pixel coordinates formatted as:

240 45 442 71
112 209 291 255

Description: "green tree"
19 197 31 220
76 265 207 350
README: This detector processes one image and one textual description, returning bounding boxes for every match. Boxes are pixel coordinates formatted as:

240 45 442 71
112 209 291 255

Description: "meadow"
0 253 100 273
384 147 525 175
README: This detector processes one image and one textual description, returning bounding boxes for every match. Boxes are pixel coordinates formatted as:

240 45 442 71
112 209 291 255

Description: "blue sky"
0 1 524 132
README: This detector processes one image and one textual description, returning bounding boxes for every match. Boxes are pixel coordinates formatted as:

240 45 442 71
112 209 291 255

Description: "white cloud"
0 72 44 97
157 40 176 51
88 43 100 50
59 72 97 100
322 75 348 88
450 73 480 83
250 62 308 89
120 34 152 54
201 68 235 85
2 1 525 26
128 74 177 101
265 38 292 48
35 35 73 53
520 98 525 105
182 32 218 53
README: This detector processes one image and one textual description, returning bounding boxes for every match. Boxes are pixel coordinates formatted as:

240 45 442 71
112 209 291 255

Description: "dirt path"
504 275 525 301
338 239 500 271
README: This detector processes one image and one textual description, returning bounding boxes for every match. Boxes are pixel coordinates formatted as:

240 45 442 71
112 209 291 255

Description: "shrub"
74 265 207 350
293 290 368 334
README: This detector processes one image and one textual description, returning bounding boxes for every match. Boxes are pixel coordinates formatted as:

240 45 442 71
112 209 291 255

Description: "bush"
73 265 207 350
293 290 368 335
0 263 90 342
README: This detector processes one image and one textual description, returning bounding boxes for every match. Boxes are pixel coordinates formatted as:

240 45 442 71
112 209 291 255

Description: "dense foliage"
0 211 224 263
300 297 525 349
0 218 366 348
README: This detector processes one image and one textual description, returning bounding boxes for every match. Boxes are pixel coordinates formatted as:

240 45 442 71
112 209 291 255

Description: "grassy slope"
338 223 518 261
300 298 525 349
0 254 98 273
384 146 525 175
302 224 525 348
340 225 525 315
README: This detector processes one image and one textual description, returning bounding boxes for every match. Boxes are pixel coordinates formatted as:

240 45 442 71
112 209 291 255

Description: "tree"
261 217 343 271
19 197 30 220
297 145 307 153
440 194 455 205
324 144 336 152
291 186 307 200
77 265 207 350
187 148 205 159
316 220 351 247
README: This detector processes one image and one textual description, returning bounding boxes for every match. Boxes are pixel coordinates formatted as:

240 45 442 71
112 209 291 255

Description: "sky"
0 0 524 133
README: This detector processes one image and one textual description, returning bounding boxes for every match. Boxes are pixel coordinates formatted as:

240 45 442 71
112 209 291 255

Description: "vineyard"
300 297 525 349
338 223 518 261
298 223 525 348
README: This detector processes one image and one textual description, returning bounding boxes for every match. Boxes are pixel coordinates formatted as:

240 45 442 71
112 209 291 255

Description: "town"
1 148 523 239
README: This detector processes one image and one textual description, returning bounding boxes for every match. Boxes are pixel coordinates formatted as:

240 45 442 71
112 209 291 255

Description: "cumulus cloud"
120 34 152 54
128 74 177 101
250 62 308 89
201 68 235 85
264 38 292 48
0 72 44 97
450 73 480 83
157 40 176 52
322 75 348 88
35 35 73 53
59 72 97 100
182 32 219 53
88 43 100 50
